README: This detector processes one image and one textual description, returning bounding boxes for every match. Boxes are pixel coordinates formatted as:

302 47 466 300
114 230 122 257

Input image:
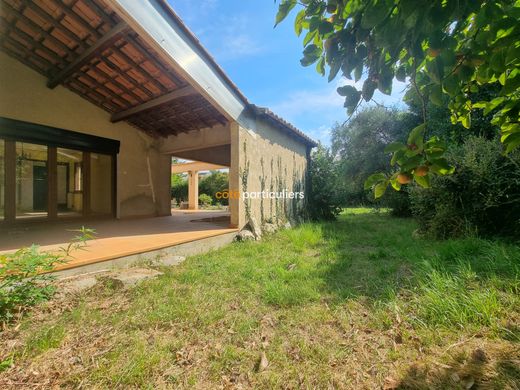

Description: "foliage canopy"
276 0 520 195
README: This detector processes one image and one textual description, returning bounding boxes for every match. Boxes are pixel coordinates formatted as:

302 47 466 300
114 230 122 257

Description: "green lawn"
1 209 519 389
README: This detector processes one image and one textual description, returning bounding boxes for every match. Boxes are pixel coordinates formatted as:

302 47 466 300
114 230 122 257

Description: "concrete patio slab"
0 210 237 274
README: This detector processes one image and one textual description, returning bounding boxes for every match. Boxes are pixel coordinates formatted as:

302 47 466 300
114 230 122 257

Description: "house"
0 0 317 272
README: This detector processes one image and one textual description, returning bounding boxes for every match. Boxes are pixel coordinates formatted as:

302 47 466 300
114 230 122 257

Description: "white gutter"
107 0 249 126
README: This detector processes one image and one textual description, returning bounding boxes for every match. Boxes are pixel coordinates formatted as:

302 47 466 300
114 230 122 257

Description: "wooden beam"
47 22 129 89
110 85 197 122
171 161 228 174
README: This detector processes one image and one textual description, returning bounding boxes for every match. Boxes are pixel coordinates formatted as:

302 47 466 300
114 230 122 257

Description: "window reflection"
57 148 83 217
16 142 48 219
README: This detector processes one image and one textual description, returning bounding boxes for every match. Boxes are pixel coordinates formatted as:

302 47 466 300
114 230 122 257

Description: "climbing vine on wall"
239 140 251 220
259 157 266 223
270 158 274 222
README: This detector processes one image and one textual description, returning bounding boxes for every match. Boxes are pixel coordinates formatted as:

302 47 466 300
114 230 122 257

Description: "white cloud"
196 14 265 61
271 79 345 119
268 77 408 145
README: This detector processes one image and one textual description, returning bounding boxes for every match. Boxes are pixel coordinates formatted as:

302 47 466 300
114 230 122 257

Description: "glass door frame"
0 117 119 225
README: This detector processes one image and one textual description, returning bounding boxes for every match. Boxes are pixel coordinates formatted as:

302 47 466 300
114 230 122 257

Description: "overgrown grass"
0 209 519 388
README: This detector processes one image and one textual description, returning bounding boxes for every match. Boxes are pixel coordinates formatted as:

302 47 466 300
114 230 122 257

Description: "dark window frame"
0 118 119 225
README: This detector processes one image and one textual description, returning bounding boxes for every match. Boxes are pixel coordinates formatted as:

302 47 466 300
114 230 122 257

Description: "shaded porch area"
0 210 235 271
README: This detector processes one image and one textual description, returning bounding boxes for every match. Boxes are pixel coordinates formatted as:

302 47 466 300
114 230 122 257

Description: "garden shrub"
171 174 188 205
198 193 212 207
199 171 229 205
306 145 343 221
0 227 94 323
410 137 520 238
383 188 412 217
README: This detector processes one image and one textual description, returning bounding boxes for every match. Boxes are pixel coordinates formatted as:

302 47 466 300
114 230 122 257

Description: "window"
16 142 48 219
0 117 119 223
57 148 83 217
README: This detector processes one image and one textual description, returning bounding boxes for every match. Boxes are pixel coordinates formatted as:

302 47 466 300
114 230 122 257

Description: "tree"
198 193 213 207
171 173 188 204
307 144 343 220
276 0 520 195
331 106 418 204
199 170 229 205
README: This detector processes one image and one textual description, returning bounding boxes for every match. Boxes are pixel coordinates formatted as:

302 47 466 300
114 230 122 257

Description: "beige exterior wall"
0 52 171 219
0 52 311 227
236 119 309 228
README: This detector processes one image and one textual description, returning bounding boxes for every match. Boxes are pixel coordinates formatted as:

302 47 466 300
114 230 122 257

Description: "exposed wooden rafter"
111 85 197 122
0 0 233 136
47 22 129 88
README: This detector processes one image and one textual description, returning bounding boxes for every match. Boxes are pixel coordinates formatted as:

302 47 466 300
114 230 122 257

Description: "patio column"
188 170 198 210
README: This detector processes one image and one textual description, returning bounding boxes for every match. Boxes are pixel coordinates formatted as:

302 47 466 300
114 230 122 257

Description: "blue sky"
169 0 407 144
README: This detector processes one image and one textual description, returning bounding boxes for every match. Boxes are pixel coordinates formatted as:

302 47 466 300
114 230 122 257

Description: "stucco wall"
0 52 171 218
237 119 309 228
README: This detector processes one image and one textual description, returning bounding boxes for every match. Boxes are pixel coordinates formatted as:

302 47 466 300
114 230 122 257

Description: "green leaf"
442 75 459 96
414 174 431 188
364 172 387 190
430 84 443 106
361 0 389 29
318 21 334 36
430 158 455 174
504 132 520 153
275 0 297 27
337 85 357 97
354 65 363 82
294 9 306 36
400 155 423 171
502 72 520 95
395 65 406 82
328 59 341 82
300 44 322 66
316 56 325 75
391 149 405 166
374 181 388 198
377 73 393 95
362 79 377 101
303 30 317 47
461 114 471 129
384 142 406 153
389 178 402 191
407 123 426 147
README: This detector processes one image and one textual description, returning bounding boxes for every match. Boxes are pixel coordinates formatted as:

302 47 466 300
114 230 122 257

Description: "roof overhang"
0 0 317 146
0 0 228 137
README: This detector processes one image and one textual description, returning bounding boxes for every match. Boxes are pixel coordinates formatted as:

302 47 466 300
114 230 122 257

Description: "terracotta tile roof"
250 105 318 147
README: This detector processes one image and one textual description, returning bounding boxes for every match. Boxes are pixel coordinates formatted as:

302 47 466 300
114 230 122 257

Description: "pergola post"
188 170 199 210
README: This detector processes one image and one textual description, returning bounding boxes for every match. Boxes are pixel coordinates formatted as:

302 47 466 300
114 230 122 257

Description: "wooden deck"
0 210 236 271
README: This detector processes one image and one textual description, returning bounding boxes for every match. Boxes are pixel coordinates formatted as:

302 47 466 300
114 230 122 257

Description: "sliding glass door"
15 142 48 219
57 148 83 217
0 118 119 224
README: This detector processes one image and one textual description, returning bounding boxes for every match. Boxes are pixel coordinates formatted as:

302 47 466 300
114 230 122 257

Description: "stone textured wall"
237 119 309 228
0 52 171 218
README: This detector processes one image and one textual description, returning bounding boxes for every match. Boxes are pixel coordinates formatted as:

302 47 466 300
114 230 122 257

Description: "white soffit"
107 0 248 124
